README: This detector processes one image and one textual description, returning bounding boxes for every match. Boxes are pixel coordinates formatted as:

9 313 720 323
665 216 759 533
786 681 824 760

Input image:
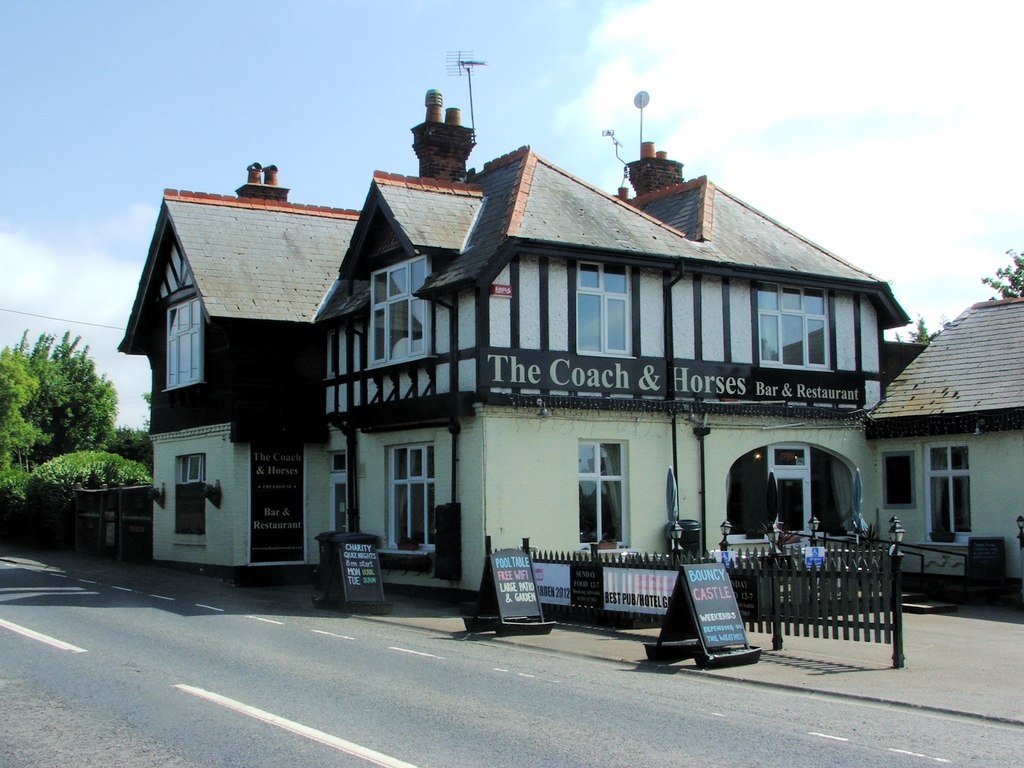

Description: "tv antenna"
634 90 650 150
601 129 629 187
447 51 487 131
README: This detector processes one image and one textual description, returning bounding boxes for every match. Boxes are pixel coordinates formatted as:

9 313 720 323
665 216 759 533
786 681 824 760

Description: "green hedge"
23 451 151 547
0 468 30 540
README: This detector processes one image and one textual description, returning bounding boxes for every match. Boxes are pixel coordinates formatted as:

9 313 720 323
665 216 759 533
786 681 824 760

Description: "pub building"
120 90 908 590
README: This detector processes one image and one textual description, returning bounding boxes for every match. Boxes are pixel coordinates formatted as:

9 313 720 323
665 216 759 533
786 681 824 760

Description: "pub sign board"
250 445 304 564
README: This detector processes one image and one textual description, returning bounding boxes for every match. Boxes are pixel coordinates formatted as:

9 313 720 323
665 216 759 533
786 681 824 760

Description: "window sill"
366 355 437 374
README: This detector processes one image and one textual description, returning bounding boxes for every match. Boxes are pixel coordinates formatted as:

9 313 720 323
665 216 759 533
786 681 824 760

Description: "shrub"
0 467 30 540
25 451 151 547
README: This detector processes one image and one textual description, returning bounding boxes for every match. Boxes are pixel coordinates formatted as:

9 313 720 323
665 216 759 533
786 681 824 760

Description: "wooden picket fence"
532 541 899 647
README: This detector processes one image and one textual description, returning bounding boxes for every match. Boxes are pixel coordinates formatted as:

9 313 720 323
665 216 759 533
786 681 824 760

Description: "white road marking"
247 616 285 625
311 630 355 640
0 617 87 653
516 673 536 678
888 748 950 763
77 579 98 584
174 685 419 768
150 594 175 601
111 585 134 592
0 586 89 593
388 646 443 660
493 667 509 672
711 712 726 717
809 732 849 742
195 604 224 612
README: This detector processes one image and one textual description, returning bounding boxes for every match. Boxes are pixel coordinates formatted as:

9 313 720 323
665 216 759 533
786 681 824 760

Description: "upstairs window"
577 263 630 356
371 257 429 365
757 284 827 368
167 298 203 388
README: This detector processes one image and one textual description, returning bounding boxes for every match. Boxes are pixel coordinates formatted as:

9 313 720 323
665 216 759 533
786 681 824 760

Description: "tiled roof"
164 191 358 323
635 178 880 283
871 299 1024 419
421 148 716 293
373 173 484 253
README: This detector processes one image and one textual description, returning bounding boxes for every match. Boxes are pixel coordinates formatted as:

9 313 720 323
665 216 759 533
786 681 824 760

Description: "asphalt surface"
3 544 1022 728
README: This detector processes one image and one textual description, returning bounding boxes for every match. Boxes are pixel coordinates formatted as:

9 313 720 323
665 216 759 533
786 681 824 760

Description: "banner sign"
602 567 675 615
480 347 867 406
250 445 304 564
533 562 571 606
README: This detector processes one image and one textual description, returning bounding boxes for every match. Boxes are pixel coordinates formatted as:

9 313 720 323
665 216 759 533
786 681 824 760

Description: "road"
1 557 1021 766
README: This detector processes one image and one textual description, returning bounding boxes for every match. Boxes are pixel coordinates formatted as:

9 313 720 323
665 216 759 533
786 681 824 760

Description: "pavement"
3 544 1023 728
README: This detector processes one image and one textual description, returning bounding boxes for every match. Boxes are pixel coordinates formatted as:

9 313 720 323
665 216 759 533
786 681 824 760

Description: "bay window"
371 257 428 365
167 298 203 388
757 284 827 368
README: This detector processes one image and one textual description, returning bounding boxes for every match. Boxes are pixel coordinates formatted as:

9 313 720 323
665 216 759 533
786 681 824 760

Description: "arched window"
726 445 852 538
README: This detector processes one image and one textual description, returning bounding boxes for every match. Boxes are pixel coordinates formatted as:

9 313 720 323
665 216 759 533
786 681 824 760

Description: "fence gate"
74 485 153 563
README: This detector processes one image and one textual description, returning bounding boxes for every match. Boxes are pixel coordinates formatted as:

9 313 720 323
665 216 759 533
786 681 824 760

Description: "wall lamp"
719 518 732 552
148 483 165 508
202 480 222 508
536 397 550 418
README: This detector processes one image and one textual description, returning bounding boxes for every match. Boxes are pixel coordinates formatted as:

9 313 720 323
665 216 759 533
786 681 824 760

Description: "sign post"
645 563 760 668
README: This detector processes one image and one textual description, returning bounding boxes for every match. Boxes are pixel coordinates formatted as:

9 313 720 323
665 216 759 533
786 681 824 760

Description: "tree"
12 332 118 466
0 348 42 469
908 316 939 345
981 248 1024 299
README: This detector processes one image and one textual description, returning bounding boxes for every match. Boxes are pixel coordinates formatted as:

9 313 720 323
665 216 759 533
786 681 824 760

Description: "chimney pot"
425 89 444 123
263 165 279 186
641 141 656 159
246 162 262 184
656 150 668 160
617 187 630 201
444 107 462 126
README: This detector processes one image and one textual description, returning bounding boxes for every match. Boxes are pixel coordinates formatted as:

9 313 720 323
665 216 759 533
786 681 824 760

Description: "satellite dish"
634 91 650 109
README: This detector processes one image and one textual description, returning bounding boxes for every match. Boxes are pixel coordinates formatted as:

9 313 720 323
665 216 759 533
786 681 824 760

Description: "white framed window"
175 453 206 535
577 263 630 356
167 298 204 388
926 445 970 540
390 444 435 547
757 284 828 368
370 257 429 365
578 442 626 544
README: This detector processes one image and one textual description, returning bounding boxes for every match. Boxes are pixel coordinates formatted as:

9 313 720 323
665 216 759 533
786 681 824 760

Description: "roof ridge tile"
164 189 359 219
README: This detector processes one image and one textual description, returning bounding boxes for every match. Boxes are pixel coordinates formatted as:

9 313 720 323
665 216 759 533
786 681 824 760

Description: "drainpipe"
692 419 711 552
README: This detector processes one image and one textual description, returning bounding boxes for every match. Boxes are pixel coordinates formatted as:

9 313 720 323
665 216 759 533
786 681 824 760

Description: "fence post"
889 517 906 669
770 555 783 651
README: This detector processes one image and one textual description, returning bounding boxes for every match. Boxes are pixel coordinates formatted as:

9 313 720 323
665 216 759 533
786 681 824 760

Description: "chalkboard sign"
645 564 759 668
967 537 1005 585
570 563 604 610
490 549 543 620
680 563 748 649
338 540 385 603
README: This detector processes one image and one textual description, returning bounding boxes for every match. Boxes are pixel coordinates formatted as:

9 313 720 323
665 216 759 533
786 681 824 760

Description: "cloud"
0 206 156 428
565 0 1024 333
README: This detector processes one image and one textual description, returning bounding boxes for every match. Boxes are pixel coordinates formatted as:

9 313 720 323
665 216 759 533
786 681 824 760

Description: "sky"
1 1 1021 429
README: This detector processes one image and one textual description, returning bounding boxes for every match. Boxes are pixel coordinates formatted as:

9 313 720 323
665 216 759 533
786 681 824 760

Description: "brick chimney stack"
411 89 476 182
236 162 290 202
626 142 684 197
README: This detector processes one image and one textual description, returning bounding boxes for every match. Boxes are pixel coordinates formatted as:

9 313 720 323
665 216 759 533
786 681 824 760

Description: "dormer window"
757 284 828 369
577 263 630 356
370 257 429 365
167 298 203 388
